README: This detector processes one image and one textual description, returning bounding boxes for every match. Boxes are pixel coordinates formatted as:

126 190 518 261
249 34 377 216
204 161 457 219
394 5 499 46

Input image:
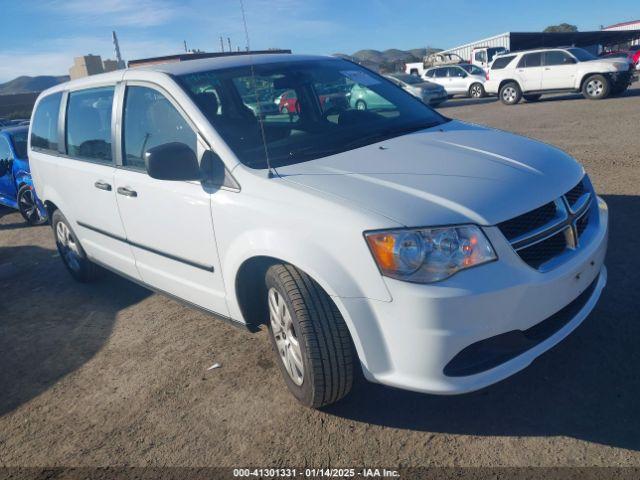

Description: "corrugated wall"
439 33 511 62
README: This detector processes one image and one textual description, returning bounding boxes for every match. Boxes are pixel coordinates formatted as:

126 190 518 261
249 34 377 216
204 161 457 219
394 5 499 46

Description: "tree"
544 23 578 33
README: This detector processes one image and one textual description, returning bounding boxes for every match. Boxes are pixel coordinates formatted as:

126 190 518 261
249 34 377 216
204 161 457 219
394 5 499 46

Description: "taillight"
486 72 489 80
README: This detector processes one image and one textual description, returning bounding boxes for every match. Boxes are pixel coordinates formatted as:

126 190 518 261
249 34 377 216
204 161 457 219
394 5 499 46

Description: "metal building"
439 30 640 61
603 20 640 46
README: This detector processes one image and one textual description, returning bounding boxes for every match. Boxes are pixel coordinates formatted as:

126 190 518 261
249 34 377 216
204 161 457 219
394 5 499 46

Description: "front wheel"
499 82 522 105
582 74 610 100
355 99 367 111
469 83 485 98
17 185 47 225
51 210 101 282
266 264 354 408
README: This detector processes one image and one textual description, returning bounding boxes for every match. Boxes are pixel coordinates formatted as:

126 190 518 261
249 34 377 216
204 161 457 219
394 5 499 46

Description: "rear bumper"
337 197 608 395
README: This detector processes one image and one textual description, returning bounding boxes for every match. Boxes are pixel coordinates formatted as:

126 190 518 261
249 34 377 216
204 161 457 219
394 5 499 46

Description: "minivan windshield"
177 58 447 169
567 48 597 62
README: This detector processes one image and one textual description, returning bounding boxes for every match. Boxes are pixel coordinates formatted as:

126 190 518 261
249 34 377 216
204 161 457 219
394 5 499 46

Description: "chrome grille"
498 176 593 271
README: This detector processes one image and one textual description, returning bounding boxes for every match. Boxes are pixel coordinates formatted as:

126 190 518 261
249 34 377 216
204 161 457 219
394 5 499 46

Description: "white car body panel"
29 54 609 396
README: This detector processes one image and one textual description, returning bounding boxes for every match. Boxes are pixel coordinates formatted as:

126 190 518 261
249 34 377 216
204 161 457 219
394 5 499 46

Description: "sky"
0 0 637 82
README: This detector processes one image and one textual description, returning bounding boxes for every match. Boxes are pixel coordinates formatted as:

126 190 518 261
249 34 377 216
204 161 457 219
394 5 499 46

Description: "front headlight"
365 225 497 283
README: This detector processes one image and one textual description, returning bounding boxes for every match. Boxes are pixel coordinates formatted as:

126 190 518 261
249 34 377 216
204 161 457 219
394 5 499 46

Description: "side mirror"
145 142 200 181
200 150 227 186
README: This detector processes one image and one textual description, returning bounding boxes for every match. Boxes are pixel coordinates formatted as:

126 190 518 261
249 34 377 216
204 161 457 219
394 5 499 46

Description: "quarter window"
517 53 542 68
122 86 197 171
491 55 516 70
31 92 62 152
66 87 114 163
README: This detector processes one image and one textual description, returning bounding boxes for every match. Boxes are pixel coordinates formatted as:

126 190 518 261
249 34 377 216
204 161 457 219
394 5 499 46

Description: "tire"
499 82 522 105
51 210 101 282
469 83 485 98
17 185 47 225
265 263 354 408
280 106 289 114
355 100 367 111
523 94 542 102
582 74 610 100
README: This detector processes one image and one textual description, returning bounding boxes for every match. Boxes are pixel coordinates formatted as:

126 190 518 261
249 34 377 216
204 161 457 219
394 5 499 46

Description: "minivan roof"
40 54 336 96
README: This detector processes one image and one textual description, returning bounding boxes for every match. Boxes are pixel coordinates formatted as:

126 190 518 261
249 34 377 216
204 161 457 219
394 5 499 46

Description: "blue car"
0 126 47 225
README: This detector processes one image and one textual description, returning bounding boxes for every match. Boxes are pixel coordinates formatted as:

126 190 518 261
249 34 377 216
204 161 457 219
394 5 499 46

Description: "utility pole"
112 31 125 69
183 40 188 52
227 37 232 52
219 36 225 52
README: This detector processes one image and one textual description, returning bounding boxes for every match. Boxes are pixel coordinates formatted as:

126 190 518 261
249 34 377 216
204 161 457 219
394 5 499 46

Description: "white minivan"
29 54 608 407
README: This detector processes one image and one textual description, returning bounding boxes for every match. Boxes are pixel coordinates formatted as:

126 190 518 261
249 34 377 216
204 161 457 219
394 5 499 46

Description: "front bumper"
337 197 608 395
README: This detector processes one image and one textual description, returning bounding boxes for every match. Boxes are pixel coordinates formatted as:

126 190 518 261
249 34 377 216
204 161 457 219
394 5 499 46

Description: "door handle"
94 181 112 191
117 187 137 197
545 67 551 70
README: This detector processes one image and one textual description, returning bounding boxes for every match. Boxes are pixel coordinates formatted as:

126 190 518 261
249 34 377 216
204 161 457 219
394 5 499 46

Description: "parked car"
0 126 47 225
349 83 394 110
29 54 608 408
383 73 447 106
424 64 486 98
485 47 634 105
278 89 348 114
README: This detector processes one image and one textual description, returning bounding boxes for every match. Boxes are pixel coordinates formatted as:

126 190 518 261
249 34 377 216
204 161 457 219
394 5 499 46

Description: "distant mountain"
333 47 442 70
0 75 69 95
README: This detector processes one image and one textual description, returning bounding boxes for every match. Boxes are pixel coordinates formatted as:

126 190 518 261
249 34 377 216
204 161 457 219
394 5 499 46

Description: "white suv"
29 54 608 407
486 47 633 105
424 64 487 98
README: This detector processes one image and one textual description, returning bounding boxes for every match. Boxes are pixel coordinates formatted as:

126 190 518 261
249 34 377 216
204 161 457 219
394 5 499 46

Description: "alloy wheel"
586 79 604 97
268 287 304 386
502 87 517 103
18 188 45 224
56 221 82 272
471 84 482 98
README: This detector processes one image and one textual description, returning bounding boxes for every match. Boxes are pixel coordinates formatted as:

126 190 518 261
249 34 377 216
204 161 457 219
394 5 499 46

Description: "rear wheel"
469 83 485 98
582 74 610 100
265 263 354 408
500 82 522 105
51 210 101 282
523 94 542 102
17 185 47 225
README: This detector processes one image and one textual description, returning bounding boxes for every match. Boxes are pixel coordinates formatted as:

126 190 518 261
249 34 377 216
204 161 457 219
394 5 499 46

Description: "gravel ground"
1 86 639 468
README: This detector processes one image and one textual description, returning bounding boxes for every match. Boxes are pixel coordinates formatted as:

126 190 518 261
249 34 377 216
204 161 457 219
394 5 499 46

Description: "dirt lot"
1 87 640 468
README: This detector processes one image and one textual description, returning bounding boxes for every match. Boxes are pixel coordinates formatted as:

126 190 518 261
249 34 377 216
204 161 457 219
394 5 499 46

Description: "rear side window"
31 92 62 152
122 86 197 171
517 53 542 68
434 69 447 78
66 87 114 163
491 55 516 70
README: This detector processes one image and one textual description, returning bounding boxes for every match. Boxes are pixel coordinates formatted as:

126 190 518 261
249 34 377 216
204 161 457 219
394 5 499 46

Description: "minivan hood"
276 121 584 227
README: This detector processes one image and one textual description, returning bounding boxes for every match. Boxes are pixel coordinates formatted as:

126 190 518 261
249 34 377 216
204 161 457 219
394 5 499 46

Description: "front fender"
222 227 392 323
13 168 33 188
